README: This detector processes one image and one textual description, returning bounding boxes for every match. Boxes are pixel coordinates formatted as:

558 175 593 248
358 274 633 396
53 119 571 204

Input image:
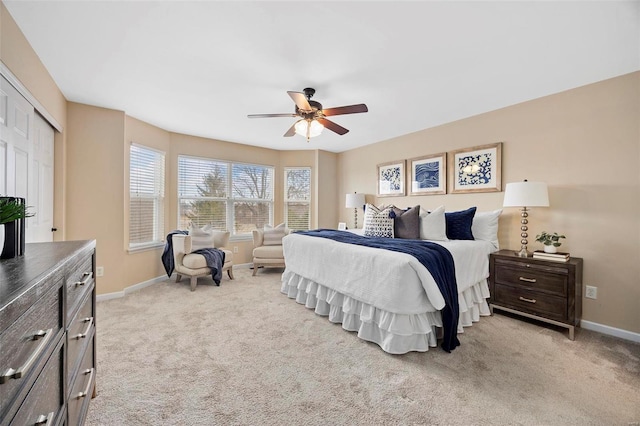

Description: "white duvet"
282 233 495 315
280 233 496 353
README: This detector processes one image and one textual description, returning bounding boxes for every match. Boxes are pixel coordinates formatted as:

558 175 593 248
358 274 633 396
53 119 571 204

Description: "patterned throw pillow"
445 207 477 240
391 205 420 239
363 204 394 238
188 224 215 251
263 223 286 246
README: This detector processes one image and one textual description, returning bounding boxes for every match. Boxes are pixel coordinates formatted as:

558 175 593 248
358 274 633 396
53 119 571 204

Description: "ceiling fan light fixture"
294 119 323 140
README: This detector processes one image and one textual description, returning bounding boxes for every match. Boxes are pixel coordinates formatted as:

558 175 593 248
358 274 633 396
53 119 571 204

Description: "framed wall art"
377 160 406 197
448 142 502 194
408 152 446 195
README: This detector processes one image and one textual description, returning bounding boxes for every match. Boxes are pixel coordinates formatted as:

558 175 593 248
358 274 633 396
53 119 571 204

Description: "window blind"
178 155 274 236
284 167 311 231
129 143 165 249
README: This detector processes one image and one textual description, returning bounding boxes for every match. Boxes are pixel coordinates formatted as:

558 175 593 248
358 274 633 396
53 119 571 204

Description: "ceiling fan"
247 87 368 141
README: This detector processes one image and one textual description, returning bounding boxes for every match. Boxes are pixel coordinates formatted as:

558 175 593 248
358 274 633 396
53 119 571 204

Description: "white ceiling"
4 1 639 153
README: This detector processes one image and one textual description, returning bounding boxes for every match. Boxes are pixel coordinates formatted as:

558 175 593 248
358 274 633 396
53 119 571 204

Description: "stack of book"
532 250 570 262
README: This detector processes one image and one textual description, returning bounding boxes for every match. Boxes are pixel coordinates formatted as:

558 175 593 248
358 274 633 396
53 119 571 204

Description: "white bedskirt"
281 269 491 354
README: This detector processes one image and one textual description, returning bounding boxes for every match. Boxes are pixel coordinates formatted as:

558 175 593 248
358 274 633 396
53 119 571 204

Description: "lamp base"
515 248 530 258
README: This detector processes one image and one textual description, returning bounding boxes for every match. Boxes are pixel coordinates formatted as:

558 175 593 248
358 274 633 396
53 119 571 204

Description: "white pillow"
263 223 286 246
363 204 394 238
472 209 502 249
419 205 448 241
188 224 215 251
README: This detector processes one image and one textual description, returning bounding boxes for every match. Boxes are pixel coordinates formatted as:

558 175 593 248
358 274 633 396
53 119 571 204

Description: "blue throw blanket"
161 231 226 285
192 248 225 285
296 229 460 352
162 230 188 277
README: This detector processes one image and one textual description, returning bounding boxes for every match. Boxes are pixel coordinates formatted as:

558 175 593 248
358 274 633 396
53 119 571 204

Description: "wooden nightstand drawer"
494 284 567 322
494 260 567 297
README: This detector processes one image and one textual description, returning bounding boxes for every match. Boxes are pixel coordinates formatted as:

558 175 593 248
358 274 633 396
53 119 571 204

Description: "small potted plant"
535 231 565 254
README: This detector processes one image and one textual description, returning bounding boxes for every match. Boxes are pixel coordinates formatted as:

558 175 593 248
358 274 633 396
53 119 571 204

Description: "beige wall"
338 72 640 334
66 103 126 294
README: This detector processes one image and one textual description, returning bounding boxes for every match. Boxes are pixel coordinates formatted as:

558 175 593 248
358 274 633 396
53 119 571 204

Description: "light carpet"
86 268 640 425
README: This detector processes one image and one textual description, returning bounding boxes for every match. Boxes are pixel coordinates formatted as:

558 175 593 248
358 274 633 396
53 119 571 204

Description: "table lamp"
502 180 549 257
345 192 365 229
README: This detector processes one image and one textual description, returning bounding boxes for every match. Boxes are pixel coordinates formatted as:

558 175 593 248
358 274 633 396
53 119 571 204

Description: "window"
178 155 274 237
284 167 311 231
129 143 165 250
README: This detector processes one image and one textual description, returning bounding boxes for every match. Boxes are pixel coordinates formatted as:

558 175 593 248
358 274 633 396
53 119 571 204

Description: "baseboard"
96 265 255 301
96 274 168 302
580 320 640 343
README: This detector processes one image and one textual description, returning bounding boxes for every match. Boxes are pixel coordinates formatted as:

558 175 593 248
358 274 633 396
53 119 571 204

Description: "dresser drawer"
67 290 94 389
67 332 95 426
0 283 63 417
66 255 94 325
494 259 567 297
7 337 64 426
494 284 567 322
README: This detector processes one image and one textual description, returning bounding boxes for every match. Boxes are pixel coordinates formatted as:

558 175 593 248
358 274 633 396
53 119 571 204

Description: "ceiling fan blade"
322 103 368 116
318 118 349 135
283 123 297 137
287 91 312 112
248 113 298 118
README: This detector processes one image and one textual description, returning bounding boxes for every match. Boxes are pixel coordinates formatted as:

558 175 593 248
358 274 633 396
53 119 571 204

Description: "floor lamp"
503 180 549 257
345 192 365 229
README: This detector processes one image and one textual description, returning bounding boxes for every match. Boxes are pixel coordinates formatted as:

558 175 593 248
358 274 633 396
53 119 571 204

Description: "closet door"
31 113 55 241
0 75 54 242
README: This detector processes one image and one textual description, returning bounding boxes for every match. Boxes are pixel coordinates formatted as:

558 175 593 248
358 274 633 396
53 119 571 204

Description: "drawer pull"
75 368 95 399
75 271 93 286
73 317 94 339
519 277 537 283
34 412 54 426
519 296 537 304
0 328 54 384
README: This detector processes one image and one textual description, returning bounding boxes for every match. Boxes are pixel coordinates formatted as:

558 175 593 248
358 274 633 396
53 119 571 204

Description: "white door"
0 75 54 242
31 113 55 242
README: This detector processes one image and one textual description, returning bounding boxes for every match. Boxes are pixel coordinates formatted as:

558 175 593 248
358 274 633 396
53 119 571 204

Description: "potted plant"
0 197 34 259
535 231 565 254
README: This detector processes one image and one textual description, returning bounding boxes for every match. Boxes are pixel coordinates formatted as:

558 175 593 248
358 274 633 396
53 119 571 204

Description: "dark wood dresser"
489 249 583 340
0 240 96 426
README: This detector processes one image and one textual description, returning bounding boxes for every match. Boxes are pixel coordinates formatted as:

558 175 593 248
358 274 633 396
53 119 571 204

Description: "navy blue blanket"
296 229 460 352
192 248 225 285
162 230 188 277
161 230 226 285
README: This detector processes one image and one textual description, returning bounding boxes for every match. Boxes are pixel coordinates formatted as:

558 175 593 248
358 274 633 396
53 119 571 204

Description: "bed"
280 226 498 354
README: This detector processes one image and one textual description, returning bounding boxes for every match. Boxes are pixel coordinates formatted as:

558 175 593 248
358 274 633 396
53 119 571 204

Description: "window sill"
128 242 165 254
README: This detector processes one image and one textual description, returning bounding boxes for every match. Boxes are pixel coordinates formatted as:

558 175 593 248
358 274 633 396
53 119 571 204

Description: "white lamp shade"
345 193 365 208
294 119 323 138
503 181 549 207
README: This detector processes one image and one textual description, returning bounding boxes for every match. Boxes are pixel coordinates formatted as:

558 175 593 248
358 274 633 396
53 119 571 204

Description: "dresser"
489 250 583 340
0 240 96 426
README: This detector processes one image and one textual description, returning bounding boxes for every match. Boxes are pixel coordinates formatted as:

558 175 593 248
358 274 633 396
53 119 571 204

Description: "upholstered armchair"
172 230 234 291
251 226 290 275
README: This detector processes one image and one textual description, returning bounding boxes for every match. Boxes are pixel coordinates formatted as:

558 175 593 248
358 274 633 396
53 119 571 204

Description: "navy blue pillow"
445 207 477 240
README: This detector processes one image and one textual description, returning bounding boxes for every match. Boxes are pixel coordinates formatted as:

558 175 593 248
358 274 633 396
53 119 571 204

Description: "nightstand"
488 250 583 340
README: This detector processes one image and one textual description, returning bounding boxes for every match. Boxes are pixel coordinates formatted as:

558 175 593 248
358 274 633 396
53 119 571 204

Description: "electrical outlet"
585 285 597 299
96 266 104 277
233 246 239 253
